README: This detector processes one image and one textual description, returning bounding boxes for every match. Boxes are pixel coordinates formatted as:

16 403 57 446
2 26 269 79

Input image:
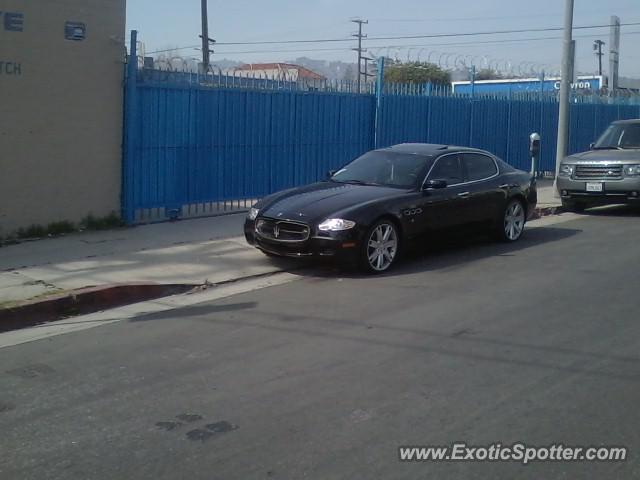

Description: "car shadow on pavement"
289 224 582 280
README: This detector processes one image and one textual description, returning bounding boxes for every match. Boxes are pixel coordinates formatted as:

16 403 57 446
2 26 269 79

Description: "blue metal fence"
376 94 640 172
131 86 374 221
122 32 640 224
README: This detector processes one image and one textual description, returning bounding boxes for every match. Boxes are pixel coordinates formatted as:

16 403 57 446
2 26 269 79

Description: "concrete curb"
0 205 565 334
0 283 197 333
531 205 563 220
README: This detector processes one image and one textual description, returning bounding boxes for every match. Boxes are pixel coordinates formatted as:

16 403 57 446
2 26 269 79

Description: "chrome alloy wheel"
504 200 525 241
366 222 398 271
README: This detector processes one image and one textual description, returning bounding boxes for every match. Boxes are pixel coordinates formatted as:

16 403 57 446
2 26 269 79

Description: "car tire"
359 219 400 274
561 199 586 212
494 198 526 243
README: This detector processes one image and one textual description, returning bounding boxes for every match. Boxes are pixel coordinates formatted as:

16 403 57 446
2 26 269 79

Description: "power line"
212 21 640 45
204 31 640 57
145 21 640 54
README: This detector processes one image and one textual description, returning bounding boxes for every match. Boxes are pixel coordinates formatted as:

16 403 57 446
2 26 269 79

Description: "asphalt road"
2 208 640 480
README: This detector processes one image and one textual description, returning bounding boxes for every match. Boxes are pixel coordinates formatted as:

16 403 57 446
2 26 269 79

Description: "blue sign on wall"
0 11 24 31
452 76 603 95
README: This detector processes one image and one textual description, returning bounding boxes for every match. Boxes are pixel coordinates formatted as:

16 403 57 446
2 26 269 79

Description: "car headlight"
318 218 356 231
624 165 640 176
247 207 259 221
559 164 574 177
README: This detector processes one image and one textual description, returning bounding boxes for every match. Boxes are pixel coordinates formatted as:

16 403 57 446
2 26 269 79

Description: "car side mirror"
423 179 447 191
589 142 595 150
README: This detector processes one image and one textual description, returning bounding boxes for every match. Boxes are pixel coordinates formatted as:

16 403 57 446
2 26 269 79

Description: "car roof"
612 119 640 125
379 143 487 156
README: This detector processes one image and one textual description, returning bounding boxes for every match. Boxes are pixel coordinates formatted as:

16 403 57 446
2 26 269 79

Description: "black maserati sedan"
244 144 537 273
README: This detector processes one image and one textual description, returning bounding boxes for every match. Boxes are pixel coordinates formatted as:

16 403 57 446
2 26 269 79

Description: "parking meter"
529 133 541 177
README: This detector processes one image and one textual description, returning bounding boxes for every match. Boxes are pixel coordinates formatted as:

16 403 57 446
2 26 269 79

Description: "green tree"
384 62 450 85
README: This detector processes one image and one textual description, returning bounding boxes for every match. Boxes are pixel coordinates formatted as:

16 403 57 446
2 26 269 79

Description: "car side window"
620 125 640 148
463 153 498 182
429 155 463 185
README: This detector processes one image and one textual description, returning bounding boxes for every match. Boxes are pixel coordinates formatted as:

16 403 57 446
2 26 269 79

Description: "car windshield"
331 151 428 188
594 123 640 149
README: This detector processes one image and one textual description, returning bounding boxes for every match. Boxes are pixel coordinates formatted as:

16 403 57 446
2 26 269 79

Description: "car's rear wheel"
495 199 526 242
561 199 586 212
360 220 399 273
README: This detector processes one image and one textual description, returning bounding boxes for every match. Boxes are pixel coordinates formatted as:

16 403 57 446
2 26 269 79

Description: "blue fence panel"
376 93 638 174
122 54 640 224
128 81 375 221
469 98 511 162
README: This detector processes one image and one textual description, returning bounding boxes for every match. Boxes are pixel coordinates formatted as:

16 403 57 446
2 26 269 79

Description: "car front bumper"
556 176 640 204
244 218 363 261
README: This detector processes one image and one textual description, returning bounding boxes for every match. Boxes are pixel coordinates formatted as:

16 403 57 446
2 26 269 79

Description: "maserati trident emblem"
273 224 280 238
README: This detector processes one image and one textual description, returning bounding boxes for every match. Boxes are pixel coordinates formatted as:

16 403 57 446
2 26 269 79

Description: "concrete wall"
0 0 126 236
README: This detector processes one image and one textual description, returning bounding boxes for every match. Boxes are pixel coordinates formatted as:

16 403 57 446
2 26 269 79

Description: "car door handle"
457 191 471 198
499 184 518 189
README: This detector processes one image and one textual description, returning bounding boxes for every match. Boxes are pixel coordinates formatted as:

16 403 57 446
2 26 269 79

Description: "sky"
126 0 640 77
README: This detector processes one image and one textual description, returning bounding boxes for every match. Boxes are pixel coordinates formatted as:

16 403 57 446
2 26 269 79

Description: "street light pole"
553 0 574 196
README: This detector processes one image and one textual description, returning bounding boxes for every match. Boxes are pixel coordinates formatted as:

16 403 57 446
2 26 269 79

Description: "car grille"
255 218 310 242
574 164 623 180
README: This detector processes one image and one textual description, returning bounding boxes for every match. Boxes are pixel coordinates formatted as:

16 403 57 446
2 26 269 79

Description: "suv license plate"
586 182 603 192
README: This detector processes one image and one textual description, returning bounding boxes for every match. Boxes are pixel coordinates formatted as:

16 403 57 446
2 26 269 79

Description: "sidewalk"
1 181 561 306
0 213 294 305
536 179 562 209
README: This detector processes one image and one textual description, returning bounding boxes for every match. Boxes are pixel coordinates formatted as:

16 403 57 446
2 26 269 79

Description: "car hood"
566 149 640 164
259 182 405 223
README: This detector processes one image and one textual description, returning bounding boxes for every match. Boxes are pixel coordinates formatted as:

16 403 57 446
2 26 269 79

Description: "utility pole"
200 0 210 72
363 56 375 87
351 18 368 93
554 0 574 196
593 40 605 76
609 16 621 92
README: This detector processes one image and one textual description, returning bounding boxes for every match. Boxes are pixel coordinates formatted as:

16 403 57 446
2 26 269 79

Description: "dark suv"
557 119 640 211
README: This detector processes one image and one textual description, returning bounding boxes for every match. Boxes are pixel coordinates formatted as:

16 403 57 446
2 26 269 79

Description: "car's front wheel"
360 219 400 273
495 199 526 242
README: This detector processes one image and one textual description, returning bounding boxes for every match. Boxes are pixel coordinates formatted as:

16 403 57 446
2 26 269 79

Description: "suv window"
595 123 640 149
463 153 498 181
620 124 640 148
429 155 463 185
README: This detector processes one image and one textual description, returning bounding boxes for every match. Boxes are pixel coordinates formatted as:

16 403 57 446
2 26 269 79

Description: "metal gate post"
122 30 138 225
468 64 476 147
